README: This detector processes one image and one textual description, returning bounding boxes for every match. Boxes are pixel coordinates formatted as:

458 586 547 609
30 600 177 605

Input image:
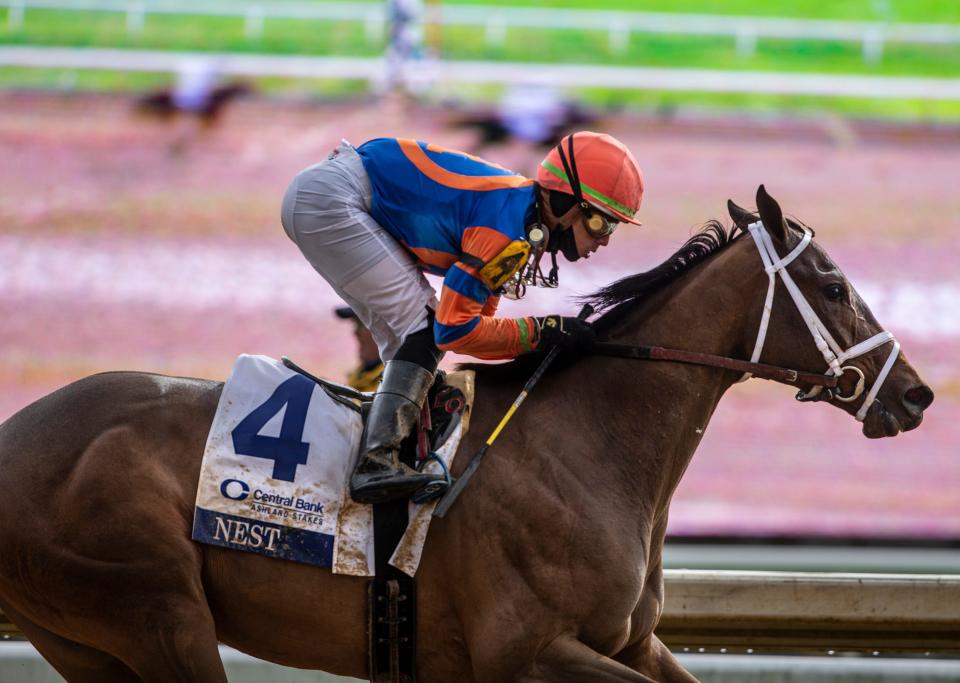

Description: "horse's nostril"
903 385 934 411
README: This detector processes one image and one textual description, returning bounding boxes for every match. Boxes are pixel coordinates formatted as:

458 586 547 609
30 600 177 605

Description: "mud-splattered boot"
349 360 444 504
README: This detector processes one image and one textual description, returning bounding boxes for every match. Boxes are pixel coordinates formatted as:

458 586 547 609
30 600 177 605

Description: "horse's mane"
461 219 744 382
586 219 744 335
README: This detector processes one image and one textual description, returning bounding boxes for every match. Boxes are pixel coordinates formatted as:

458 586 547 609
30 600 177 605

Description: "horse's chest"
584 564 664 654
634 579 664 635
567 559 657 653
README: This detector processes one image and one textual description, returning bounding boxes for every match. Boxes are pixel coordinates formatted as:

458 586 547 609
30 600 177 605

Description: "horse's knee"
472 633 659 683
614 635 699 683
1 602 140 683
121 606 227 683
535 634 661 682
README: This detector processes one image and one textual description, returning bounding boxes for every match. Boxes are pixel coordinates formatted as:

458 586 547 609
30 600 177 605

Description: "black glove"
535 315 596 352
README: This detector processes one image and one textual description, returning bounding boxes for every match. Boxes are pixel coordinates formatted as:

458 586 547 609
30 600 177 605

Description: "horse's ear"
726 199 757 229
756 184 788 242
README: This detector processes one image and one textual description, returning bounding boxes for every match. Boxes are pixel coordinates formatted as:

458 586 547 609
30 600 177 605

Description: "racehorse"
0 187 933 682
135 82 253 127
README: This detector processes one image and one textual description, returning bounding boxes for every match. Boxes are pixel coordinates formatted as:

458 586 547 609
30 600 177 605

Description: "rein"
591 342 838 389
589 220 899 423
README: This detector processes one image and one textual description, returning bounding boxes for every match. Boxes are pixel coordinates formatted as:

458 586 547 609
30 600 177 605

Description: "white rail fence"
4 46 960 100
657 570 960 652
4 0 960 64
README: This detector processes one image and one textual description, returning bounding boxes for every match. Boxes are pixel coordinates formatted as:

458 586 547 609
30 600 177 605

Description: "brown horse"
0 187 933 682
135 82 254 127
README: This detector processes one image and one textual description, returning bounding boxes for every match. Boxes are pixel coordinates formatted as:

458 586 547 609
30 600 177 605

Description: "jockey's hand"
535 315 596 353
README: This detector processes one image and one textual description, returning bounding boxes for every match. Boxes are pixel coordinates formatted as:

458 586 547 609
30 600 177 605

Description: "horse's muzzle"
903 384 935 415
861 383 933 439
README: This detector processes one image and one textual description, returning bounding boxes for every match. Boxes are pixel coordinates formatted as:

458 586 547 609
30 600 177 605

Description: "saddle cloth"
191 354 473 577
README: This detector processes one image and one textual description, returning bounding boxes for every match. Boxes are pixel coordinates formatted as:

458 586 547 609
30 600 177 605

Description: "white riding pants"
281 141 438 361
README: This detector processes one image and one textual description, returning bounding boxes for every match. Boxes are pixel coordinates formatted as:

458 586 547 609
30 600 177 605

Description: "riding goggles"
582 205 619 238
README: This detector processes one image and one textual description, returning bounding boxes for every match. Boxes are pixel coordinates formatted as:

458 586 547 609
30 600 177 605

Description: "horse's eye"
824 283 845 301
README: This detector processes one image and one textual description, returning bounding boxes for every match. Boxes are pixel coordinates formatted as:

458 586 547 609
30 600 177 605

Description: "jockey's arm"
434 262 538 360
481 294 499 317
434 229 538 360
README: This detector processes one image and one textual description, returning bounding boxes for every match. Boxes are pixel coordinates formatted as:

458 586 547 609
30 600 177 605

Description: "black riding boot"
350 326 445 504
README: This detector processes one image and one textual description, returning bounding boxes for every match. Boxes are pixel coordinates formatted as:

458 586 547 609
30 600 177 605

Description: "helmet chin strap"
541 193 583 264
539 186 582 270
547 225 581 263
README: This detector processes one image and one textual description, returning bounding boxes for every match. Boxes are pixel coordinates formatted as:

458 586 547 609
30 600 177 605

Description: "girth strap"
368 498 416 683
592 342 839 389
366 410 420 683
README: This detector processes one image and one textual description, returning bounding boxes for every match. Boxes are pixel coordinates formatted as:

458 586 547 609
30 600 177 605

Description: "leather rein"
586 219 901 419
591 342 838 390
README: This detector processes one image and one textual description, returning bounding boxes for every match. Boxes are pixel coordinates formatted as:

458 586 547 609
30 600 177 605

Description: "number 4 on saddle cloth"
191 354 474 578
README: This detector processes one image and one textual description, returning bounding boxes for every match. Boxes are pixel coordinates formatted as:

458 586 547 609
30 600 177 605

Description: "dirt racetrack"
1 91 957 539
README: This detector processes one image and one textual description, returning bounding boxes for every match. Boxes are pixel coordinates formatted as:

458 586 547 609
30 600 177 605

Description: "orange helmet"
537 131 644 226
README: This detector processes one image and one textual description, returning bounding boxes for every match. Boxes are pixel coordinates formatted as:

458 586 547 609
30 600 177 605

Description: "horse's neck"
578 243 759 522
467 241 761 546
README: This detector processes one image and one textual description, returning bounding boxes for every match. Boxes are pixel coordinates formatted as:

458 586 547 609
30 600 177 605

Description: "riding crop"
433 304 594 518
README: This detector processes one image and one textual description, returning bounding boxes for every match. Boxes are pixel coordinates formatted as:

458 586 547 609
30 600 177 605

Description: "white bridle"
740 221 900 422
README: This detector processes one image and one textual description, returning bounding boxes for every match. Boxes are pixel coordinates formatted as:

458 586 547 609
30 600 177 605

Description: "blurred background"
0 0 958 680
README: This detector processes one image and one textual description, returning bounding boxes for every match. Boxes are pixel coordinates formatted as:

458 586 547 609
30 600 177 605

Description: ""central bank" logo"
219 478 250 501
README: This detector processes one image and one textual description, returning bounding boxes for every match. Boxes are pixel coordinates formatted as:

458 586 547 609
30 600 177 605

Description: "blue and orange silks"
357 138 539 360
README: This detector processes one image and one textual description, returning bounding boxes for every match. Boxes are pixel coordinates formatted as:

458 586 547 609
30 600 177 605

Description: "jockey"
281 132 643 504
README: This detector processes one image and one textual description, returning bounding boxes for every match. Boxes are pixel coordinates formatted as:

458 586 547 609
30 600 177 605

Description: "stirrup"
350 468 445 505
350 359 441 505
411 479 449 505
410 452 451 504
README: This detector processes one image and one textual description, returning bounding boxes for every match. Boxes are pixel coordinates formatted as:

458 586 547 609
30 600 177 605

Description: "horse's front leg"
515 634 659 683
613 634 699 683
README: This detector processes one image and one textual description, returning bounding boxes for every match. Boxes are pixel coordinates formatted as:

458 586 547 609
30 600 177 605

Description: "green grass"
0 11 381 56
440 0 960 23
0 65 171 91
3 8 958 76
213 0 960 22
577 87 960 121
4 65 958 124
439 27 960 77
0 2 958 121
0 66 370 98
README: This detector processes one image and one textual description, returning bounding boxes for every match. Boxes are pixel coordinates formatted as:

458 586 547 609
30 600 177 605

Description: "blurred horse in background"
136 82 253 128
134 57 253 155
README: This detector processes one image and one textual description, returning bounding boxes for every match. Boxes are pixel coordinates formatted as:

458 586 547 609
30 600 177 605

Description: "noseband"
742 221 900 422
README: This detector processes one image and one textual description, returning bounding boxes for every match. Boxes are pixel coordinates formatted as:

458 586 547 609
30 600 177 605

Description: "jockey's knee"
394 320 442 372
